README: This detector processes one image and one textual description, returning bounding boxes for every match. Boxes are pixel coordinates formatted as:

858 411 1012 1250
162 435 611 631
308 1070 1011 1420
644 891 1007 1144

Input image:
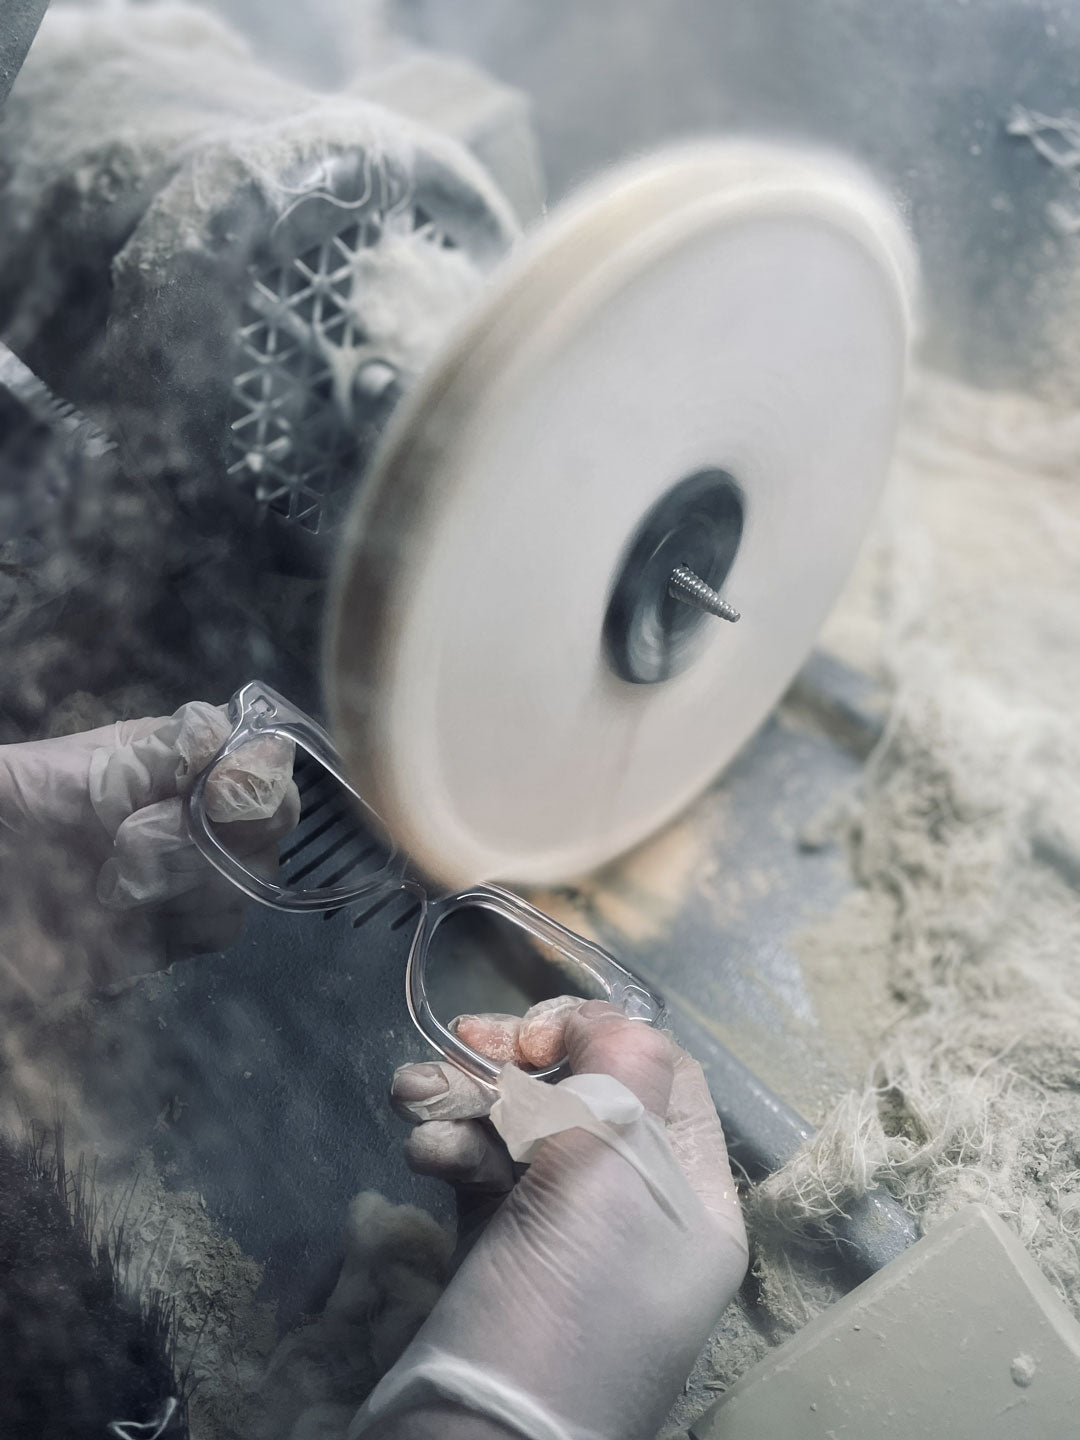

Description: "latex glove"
356 998 749 1440
0 701 299 1001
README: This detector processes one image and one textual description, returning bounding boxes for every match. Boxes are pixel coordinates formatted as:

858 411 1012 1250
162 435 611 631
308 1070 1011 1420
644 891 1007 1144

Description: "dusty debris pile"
667 369 1080 1429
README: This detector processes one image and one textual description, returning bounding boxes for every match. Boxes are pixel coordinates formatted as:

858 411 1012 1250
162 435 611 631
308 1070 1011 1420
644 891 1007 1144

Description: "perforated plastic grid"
225 205 455 534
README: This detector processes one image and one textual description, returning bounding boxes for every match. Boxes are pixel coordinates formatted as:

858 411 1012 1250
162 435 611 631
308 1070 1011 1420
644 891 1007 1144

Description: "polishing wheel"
326 142 916 888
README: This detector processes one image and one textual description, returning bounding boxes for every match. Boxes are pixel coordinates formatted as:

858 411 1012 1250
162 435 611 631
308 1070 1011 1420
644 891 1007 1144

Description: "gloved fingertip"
202 733 296 822
574 999 625 1023
204 773 281 824
453 1012 521 1065
516 994 584 1068
96 855 160 913
564 1003 676 1116
403 1120 466 1177
172 702 233 791
404 1118 506 1190
95 858 121 908
392 1063 450 1104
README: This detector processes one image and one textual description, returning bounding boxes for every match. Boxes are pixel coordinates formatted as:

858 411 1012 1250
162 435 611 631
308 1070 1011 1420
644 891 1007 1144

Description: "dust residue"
676 368 1080 1432
0 999 299 1438
248 1192 450 1440
658 977 838 1136
104 1157 278 1440
6 997 279 1440
790 887 901 1082
819 369 1080 712
54 1157 450 1440
0 985 453 1439
533 797 722 946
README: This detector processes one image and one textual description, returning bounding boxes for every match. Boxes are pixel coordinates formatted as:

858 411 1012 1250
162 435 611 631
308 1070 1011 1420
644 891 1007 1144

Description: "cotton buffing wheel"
325 142 916 888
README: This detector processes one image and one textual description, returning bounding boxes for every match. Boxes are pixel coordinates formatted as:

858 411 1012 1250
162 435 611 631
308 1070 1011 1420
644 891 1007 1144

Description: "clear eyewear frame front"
184 681 665 1085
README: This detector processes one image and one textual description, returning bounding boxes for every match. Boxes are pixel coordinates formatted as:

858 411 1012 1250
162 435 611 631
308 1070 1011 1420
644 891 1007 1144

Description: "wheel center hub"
603 469 744 684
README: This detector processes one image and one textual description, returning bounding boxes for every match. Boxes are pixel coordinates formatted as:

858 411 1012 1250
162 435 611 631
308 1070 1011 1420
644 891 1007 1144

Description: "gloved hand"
356 998 749 1440
0 701 299 1001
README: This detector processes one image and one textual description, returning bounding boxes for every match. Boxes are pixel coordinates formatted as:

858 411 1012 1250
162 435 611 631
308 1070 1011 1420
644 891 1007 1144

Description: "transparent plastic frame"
185 681 665 1085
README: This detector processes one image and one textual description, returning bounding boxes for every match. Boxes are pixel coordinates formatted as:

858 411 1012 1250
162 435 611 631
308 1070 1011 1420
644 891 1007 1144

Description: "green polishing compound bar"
693 1205 1080 1440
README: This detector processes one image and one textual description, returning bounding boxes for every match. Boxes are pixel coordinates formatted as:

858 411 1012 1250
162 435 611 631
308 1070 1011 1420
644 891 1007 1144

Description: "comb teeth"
273 755 389 899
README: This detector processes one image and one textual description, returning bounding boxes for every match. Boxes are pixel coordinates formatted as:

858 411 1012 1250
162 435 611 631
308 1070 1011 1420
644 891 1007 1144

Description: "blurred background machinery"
0 4 535 730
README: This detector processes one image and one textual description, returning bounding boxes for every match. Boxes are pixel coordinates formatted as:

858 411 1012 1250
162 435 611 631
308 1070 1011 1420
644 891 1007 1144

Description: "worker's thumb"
565 1002 747 1255
563 999 675 1118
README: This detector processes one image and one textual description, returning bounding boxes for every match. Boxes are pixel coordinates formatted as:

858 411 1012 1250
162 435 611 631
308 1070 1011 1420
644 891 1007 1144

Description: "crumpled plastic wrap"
491 1063 691 1226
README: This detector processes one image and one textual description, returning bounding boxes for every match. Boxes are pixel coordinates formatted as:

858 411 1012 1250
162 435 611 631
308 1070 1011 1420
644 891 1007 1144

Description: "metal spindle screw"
668 564 741 623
